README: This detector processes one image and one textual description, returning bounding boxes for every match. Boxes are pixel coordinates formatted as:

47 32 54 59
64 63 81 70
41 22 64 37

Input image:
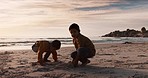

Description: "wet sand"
0 43 148 78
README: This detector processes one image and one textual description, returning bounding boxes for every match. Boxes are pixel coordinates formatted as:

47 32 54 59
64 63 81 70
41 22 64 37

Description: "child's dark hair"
51 40 61 50
69 23 80 32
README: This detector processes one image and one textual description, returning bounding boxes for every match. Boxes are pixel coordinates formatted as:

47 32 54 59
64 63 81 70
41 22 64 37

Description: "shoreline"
1 37 148 51
0 43 148 78
1 42 148 51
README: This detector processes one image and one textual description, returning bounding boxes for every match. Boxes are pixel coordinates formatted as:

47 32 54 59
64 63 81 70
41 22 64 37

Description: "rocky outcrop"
102 27 148 37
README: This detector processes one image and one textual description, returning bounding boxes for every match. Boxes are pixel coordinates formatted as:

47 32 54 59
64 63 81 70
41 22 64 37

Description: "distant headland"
102 27 148 37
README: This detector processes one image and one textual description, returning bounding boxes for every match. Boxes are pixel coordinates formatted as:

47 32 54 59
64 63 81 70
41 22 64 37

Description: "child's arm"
51 50 58 62
38 49 44 65
73 39 78 49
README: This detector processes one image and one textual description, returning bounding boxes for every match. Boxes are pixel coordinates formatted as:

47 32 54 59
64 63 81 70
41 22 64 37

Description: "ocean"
0 37 148 50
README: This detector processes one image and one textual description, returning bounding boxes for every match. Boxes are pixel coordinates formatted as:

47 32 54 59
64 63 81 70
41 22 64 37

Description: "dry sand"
0 43 148 78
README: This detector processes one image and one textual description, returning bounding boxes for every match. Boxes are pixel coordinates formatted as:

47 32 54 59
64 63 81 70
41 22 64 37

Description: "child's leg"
77 47 91 65
44 52 51 62
71 51 77 59
79 58 88 63
80 58 90 66
71 51 79 67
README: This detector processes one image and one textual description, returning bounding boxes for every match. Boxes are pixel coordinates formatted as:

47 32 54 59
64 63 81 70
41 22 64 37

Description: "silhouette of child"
32 40 61 65
69 23 96 67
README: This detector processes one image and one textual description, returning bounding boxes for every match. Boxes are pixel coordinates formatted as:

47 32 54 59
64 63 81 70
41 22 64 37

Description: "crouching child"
32 40 61 65
69 23 96 67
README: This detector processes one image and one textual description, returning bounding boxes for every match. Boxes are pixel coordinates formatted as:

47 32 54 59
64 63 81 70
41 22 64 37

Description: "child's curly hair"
51 40 61 50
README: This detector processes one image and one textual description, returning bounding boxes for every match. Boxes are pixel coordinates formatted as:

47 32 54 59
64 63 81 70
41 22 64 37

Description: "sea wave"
0 37 148 50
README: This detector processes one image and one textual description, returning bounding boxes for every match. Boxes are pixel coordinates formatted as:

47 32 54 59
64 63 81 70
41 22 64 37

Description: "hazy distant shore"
0 43 148 78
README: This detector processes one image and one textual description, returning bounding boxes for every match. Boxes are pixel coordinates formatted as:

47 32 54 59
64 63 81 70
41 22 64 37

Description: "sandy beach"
0 43 148 78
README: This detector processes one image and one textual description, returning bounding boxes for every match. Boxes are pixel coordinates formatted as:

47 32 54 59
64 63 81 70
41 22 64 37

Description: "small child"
32 40 61 65
69 23 96 67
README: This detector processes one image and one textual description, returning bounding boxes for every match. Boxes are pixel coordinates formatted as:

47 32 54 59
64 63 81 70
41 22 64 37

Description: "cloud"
1 0 148 28
72 0 148 11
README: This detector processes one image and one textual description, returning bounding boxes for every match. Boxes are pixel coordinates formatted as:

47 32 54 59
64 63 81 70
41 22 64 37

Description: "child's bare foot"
44 60 51 62
81 60 90 66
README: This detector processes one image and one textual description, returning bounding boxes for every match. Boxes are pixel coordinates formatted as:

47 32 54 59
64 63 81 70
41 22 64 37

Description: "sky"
0 0 148 38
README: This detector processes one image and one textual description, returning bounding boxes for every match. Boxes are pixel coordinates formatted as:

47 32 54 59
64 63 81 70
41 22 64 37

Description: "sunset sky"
0 0 148 38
